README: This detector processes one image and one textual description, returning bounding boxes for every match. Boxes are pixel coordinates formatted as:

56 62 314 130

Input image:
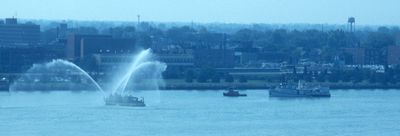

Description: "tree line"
43 23 400 64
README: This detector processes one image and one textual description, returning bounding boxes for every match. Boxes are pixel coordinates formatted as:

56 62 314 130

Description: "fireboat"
104 94 146 107
269 81 331 98
223 88 247 97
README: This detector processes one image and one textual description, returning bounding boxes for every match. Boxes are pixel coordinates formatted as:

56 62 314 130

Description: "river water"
0 90 399 136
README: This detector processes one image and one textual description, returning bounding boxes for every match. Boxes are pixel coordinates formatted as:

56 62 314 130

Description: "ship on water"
104 94 145 107
269 81 331 98
223 88 247 97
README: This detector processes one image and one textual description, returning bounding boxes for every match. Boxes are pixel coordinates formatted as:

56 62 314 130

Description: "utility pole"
137 15 141 25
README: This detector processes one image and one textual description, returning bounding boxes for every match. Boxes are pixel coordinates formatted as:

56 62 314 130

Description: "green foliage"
316 70 328 82
185 78 193 83
211 75 221 83
70 24 400 66
194 67 217 83
239 76 248 83
368 72 377 84
302 66 313 82
328 70 340 83
225 74 234 83
196 74 208 83
365 27 396 49
351 68 364 84
184 69 195 83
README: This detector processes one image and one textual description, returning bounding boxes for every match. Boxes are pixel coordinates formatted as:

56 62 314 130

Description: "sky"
1 0 399 25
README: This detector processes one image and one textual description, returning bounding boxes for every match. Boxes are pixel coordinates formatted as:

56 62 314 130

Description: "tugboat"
104 94 146 107
223 88 247 97
269 81 330 98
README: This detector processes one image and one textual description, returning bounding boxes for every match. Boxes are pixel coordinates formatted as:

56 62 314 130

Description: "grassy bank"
1 80 399 92
163 79 400 90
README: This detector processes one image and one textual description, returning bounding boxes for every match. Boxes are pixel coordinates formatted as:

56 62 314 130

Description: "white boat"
104 94 145 107
223 88 247 97
269 81 331 98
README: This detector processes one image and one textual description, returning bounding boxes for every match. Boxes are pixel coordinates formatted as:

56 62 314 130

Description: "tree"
239 76 248 83
368 72 377 84
302 66 313 82
196 67 217 83
328 70 340 83
184 69 195 83
136 32 152 49
365 30 395 49
376 73 388 85
107 26 136 38
316 70 327 82
166 26 196 48
73 27 99 35
351 67 363 84
291 67 299 82
327 30 348 48
225 74 234 83
385 65 396 84
211 75 220 83
341 71 352 83
197 74 208 83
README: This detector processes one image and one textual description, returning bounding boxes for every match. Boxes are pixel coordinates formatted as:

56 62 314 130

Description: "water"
9 49 166 95
112 49 166 94
0 90 399 136
9 59 103 92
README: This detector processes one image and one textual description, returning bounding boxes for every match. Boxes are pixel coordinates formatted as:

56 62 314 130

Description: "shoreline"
160 85 400 90
161 80 400 90
2 81 400 92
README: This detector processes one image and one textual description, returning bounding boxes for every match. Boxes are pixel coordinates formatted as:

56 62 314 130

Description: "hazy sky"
1 0 399 25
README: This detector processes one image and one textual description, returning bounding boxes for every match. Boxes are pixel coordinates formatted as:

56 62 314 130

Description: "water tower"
137 15 141 25
348 17 355 32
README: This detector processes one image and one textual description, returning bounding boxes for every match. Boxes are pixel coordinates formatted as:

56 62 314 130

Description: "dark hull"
105 101 146 107
104 95 146 107
269 89 331 98
223 93 247 97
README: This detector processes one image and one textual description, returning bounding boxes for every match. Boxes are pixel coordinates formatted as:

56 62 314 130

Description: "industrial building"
0 18 40 46
66 34 136 61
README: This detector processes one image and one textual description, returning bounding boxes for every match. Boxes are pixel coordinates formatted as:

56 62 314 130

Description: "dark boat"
223 88 247 97
269 81 331 98
104 94 145 107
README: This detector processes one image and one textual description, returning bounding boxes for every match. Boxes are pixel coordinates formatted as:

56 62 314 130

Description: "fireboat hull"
223 93 247 97
105 101 146 107
104 94 146 107
269 88 331 98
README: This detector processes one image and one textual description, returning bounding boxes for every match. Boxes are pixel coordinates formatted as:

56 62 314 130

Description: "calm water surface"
0 90 399 136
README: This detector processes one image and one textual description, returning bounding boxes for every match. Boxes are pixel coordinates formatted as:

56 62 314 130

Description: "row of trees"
184 68 247 83
119 25 397 62
291 66 400 85
181 65 400 85
42 23 399 64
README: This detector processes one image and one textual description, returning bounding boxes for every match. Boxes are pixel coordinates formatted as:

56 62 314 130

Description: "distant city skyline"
1 0 399 25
